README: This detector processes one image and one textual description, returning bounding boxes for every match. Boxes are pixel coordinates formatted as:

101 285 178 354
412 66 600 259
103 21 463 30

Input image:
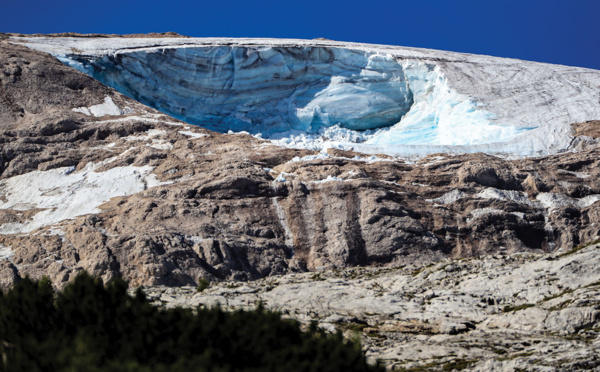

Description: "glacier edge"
14 36 600 157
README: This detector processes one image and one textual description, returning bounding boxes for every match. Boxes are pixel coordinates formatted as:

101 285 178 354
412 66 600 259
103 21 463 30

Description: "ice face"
63 47 414 132
368 62 530 147
16 36 600 157
60 46 526 149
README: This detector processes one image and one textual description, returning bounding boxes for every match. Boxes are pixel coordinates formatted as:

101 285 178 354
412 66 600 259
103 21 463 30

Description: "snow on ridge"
427 189 467 205
536 193 600 211
179 130 208 139
12 36 600 158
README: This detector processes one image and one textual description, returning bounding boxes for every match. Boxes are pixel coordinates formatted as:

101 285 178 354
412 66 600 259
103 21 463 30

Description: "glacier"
62 47 415 134
14 37 600 157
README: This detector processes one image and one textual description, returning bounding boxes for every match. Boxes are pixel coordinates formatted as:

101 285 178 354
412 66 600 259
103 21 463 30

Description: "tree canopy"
0 272 384 372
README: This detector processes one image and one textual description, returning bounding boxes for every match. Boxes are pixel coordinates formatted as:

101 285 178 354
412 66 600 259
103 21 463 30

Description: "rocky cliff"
0 36 599 291
143 240 600 371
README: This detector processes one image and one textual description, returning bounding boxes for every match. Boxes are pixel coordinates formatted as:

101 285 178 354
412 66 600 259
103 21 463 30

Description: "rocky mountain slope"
1 33 600 371
143 240 600 371
0 37 600 289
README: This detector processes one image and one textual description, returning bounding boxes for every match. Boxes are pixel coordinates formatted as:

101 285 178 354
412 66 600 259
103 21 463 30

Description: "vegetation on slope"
0 272 383 372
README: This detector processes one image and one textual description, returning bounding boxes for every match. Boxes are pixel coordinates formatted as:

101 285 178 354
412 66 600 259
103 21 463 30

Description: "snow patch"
468 208 515 222
536 193 600 211
274 174 287 183
186 235 208 245
287 150 394 164
121 129 173 150
145 174 173 189
0 245 14 261
123 129 166 141
0 162 169 235
477 188 536 207
311 175 344 184
72 96 122 117
427 190 467 204
179 130 208 139
147 141 173 150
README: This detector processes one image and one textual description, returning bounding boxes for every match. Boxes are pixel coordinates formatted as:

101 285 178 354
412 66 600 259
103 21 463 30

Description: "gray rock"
139 242 600 370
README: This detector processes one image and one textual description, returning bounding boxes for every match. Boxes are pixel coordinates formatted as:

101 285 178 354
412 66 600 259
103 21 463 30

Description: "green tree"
0 272 384 372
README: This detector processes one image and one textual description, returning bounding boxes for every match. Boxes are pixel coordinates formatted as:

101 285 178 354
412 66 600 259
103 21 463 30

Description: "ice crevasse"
18 37 600 157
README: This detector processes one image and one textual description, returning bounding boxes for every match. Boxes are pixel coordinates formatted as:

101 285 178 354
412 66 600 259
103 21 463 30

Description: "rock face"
142 241 600 371
0 37 599 290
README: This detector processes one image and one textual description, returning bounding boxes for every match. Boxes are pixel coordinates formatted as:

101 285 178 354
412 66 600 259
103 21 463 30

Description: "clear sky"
4 0 600 70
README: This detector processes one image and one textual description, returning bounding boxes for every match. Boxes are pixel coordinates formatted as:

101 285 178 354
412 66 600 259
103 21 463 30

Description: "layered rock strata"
0 38 599 290
142 241 600 371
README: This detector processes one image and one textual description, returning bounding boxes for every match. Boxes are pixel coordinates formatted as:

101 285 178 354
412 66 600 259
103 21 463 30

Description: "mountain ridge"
0 36 598 289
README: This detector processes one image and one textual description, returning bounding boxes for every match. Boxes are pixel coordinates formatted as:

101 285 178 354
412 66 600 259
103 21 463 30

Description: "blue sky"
4 0 600 70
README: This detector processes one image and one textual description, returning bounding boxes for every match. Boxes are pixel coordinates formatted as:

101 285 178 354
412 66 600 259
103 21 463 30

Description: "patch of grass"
411 263 434 277
491 347 507 355
557 238 600 258
441 358 477 371
196 278 210 292
311 273 325 281
502 303 535 312
370 282 384 291
497 352 535 361
548 300 573 311
336 321 369 333
542 288 574 302
411 268 424 276
584 280 600 288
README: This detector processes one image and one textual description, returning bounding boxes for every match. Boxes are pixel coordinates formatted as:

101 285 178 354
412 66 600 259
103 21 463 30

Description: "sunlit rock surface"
2 35 600 371
143 241 600 370
16 37 600 157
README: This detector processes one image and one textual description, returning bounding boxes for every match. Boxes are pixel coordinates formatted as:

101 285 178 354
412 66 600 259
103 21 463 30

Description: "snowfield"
13 37 600 157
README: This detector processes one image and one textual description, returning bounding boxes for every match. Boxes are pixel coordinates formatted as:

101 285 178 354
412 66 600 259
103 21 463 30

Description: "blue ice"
60 46 529 148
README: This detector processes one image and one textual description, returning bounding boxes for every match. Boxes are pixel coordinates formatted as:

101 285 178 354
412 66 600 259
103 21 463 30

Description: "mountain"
0 34 599 289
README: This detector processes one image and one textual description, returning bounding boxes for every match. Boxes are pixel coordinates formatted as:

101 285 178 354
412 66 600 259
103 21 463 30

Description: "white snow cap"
15 36 600 157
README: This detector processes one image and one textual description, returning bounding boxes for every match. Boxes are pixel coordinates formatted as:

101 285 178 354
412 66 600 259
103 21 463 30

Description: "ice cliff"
16 37 600 157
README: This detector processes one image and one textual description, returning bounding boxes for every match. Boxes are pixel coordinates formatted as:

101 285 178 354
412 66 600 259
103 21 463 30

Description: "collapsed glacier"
14 37 600 157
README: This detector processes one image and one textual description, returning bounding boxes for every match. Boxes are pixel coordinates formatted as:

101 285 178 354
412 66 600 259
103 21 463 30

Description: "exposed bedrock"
0 39 599 288
144 242 600 370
